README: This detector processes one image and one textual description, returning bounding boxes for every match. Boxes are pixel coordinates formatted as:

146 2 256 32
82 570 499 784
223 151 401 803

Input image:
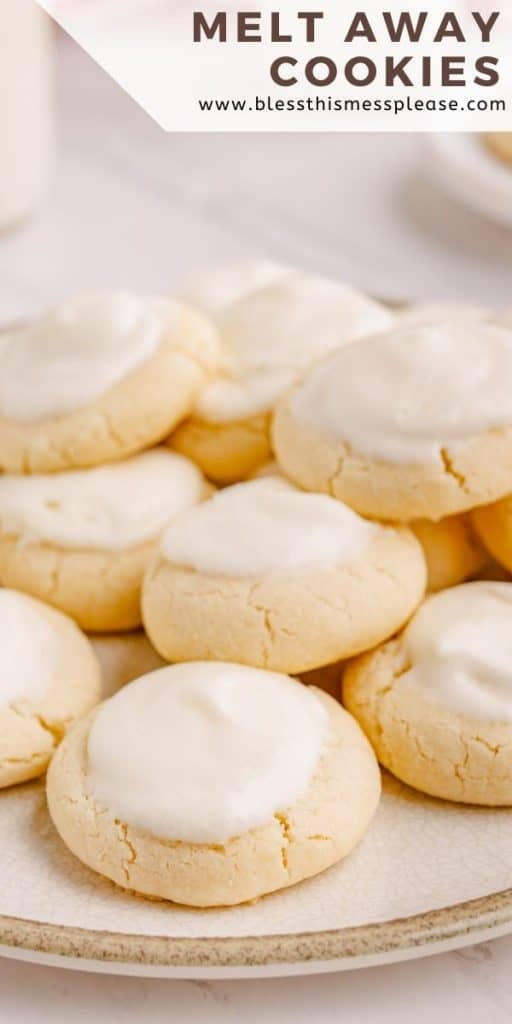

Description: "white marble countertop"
1 938 512 1022
0 31 511 1021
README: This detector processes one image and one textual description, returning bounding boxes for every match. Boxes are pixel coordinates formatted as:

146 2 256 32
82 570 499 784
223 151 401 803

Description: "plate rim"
425 132 512 227
1 887 511 970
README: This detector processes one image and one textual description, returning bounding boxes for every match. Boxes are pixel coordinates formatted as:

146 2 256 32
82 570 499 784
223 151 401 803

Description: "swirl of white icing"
0 449 205 550
0 590 60 707
182 265 392 422
290 321 512 463
160 476 378 576
401 582 512 722
0 292 178 422
87 661 329 843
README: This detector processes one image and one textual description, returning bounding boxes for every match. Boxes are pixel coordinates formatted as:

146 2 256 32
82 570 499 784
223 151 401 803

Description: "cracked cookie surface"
0 592 101 788
141 479 426 673
343 582 512 805
0 450 208 632
47 686 381 907
274 388 512 523
0 303 221 473
273 321 512 522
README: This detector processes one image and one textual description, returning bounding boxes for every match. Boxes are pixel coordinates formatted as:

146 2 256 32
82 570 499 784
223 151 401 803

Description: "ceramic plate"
425 133 512 227
0 772 511 978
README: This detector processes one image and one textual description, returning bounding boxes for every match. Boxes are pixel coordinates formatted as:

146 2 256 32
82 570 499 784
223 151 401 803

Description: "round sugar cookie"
0 448 207 632
485 133 512 166
90 633 166 699
47 662 381 907
343 582 512 805
142 476 426 673
273 320 512 522
172 411 272 486
170 264 393 483
411 515 488 592
472 496 512 575
0 589 100 788
0 291 221 473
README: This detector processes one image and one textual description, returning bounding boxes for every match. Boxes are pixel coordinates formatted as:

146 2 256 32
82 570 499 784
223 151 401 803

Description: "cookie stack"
2 268 512 910
0 289 218 776
172 262 393 481
0 291 219 630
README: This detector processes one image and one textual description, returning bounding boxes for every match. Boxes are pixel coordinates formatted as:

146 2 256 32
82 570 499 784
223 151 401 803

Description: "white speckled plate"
0 772 511 978
1 296 512 977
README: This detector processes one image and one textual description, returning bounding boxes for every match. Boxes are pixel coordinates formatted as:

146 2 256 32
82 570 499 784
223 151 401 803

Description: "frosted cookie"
485 133 512 166
0 291 220 473
412 515 488 592
399 302 492 326
171 265 393 483
472 496 512 576
343 582 512 805
273 320 512 522
256 465 488 593
0 589 100 788
142 477 426 673
257 464 385 691
257 463 391 694
47 662 381 907
0 448 207 632
177 260 287 316
90 633 166 699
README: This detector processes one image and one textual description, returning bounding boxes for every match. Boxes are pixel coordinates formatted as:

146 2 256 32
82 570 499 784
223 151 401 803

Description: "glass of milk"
0 0 54 230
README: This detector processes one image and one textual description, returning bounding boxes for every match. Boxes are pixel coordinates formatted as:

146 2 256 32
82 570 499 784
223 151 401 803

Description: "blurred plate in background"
426 133 512 228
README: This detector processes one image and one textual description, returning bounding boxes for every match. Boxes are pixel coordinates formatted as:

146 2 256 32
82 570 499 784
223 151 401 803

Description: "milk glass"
0 0 54 229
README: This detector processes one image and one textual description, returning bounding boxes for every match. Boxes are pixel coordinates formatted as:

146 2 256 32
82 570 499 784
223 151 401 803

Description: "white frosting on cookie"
161 476 377 576
87 661 328 843
190 268 392 422
0 292 177 422
0 590 60 707
291 321 512 464
178 260 287 316
0 449 204 551
401 582 512 722
399 302 492 326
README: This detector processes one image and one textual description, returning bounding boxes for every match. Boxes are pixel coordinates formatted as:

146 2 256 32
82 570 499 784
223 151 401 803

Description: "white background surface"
0 32 511 323
0 29 512 1021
